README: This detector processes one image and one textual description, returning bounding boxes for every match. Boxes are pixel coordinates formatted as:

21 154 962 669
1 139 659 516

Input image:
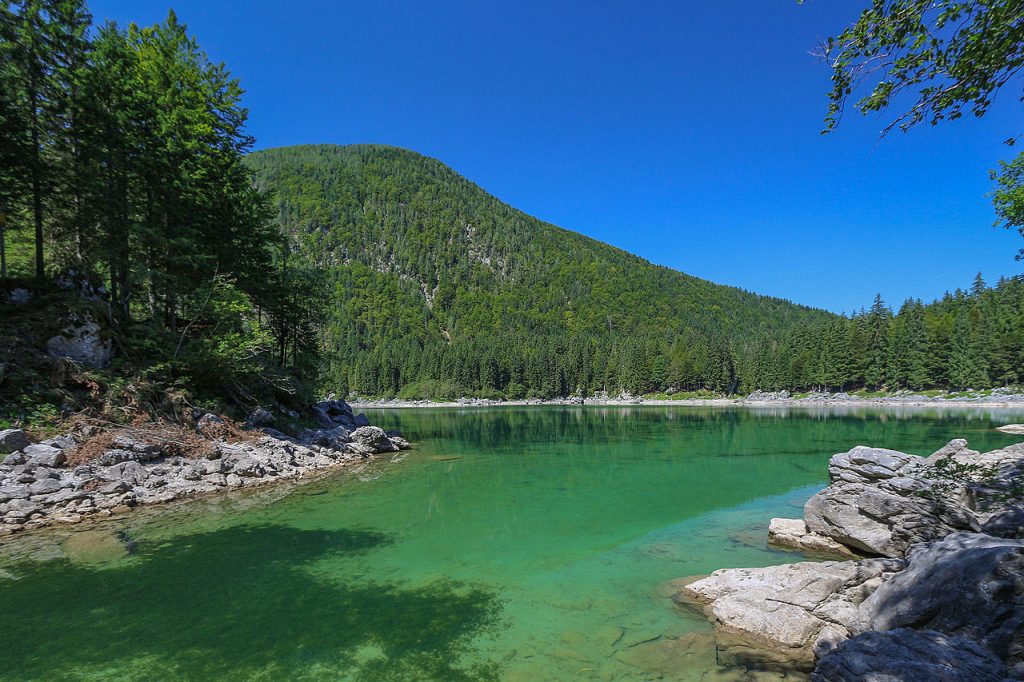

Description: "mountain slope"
246 144 833 398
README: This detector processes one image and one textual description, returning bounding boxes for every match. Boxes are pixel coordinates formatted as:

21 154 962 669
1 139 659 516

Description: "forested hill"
246 144 833 398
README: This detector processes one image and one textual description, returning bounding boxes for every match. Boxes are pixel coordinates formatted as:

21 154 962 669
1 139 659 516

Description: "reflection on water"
1 405 1021 680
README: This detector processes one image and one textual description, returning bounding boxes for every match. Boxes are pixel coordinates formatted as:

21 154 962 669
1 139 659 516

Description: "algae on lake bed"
1 406 1022 680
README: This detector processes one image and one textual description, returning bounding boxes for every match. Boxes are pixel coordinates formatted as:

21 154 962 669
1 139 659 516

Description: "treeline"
338 275 1024 399
0 2 319 409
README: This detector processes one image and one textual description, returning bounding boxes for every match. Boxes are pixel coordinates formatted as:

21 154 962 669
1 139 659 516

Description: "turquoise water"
1 405 1022 681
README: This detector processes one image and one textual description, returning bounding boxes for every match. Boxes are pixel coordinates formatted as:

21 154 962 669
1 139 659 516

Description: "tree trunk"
29 88 43 278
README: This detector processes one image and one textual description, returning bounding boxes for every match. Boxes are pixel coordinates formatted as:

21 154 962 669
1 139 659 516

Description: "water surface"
1 405 1022 681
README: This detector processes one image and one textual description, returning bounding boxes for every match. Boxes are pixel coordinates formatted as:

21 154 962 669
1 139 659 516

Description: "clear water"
1 405 1022 681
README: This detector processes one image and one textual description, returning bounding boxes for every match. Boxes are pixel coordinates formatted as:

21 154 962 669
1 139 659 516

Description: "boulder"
767 517 856 557
224 454 263 478
312 399 357 429
804 445 979 557
982 505 1024 539
45 314 112 369
24 444 66 468
860 533 1024 665
812 629 1007 682
302 425 351 450
354 413 371 428
350 426 398 453
0 429 30 454
104 461 150 487
246 407 275 427
2 452 26 466
673 557 904 668
27 478 62 496
195 413 224 435
0 484 29 502
997 424 1024 435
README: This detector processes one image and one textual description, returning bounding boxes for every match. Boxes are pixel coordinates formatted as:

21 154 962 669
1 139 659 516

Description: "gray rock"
8 288 30 305
45 315 112 369
98 446 161 466
767 517 856 557
24 444 66 468
997 424 1024 435
0 485 29 502
389 436 412 451
804 446 981 557
982 505 1024 539
246 407 275 427
28 478 62 495
2 452 26 466
105 461 149 487
98 480 130 495
861 533 1024 664
312 399 357 429
353 413 371 428
350 426 398 453
926 438 979 463
196 413 224 435
110 434 161 456
811 629 1006 682
0 429 30 454
225 455 262 477
673 557 905 667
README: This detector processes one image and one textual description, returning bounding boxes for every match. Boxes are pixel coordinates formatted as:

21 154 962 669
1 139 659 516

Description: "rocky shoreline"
670 437 1024 680
350 389 1024 410
0 399 409 537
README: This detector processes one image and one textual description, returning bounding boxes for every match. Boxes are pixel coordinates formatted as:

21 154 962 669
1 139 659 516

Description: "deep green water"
1 405 1023 681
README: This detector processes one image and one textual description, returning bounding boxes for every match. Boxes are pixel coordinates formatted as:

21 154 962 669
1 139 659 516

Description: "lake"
1 405 1022 681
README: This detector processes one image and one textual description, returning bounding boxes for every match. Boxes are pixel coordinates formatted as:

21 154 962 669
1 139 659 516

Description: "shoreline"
351 396 1024 410
0 400 410 539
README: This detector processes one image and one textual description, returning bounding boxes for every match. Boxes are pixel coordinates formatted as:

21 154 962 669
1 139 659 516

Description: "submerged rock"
767 517 856 557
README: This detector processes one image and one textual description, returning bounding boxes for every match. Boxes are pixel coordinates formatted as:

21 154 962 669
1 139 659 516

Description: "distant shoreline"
350 396 1024 410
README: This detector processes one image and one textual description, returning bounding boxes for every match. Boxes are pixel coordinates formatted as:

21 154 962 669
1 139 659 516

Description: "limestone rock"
195 413 224 435
997 424 1024 435
24 444 66 468
2 452 26 466
674 557 904 668
45 314 112 369
811 629 1006 682
350 426 398 453
767 517 856 557
860 532 1024 666
804 445 979 557
0 429 30 454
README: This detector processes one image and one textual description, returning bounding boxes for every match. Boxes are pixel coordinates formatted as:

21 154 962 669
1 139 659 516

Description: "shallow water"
1 405 1022 681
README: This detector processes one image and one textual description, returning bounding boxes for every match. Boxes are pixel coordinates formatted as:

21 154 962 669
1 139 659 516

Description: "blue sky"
89 0 1023 313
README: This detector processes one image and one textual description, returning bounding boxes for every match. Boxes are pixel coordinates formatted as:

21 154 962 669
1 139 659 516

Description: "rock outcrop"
675 558 904 669
811 629 1008 682
0 400 410 535
674 438 1024 679
45 314 112 369
767 517 856 557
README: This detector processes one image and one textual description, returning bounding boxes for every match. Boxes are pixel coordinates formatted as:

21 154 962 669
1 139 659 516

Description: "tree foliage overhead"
816 0 1024 135
813 0 1024 257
